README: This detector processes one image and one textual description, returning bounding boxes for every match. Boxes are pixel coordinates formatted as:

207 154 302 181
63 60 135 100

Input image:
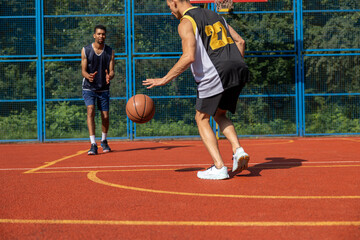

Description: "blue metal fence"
0 0 359 142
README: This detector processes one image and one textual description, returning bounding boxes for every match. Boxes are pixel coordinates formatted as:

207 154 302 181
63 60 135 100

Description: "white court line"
1 160 360 171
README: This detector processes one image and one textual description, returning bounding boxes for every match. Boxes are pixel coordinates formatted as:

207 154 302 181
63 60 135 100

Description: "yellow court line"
341 138 360 143
87 171 360 199
24 150 88 174
34 168 180 174
247 139 294 146
0 219 359 227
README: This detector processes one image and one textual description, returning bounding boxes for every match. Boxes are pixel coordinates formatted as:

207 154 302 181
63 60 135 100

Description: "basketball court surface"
1 137 359 239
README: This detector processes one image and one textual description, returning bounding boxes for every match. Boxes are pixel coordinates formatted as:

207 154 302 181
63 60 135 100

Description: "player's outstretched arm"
143 18 196 89
228 25 245 58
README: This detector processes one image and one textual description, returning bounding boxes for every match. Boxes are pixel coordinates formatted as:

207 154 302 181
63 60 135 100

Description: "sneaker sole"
197 173 229 180
233 155 250 172
197 175 229 180
88 152 97 155
101 147 111 153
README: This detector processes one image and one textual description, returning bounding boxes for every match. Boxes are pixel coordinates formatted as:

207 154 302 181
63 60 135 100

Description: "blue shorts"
82 90 110 111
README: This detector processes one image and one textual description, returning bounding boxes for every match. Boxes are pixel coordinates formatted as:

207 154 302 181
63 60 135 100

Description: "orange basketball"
126 94 155 124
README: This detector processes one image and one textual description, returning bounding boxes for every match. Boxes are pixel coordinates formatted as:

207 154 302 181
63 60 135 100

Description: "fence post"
296 0 305 136
36 0 43 142
127 0 134 140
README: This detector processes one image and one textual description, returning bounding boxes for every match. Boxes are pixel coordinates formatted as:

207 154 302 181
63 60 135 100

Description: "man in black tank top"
81 25 115 155
143 0 250 180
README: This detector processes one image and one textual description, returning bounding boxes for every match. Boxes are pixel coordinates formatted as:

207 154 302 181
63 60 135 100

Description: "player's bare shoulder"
178 17 195 39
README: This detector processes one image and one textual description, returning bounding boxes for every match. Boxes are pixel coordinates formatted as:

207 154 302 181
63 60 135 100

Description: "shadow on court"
174 158 307 175
232 157 307 178
175 167 204 172
111 145 191 153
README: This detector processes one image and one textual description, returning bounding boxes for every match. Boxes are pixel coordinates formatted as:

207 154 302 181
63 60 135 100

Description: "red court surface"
1 137 360 239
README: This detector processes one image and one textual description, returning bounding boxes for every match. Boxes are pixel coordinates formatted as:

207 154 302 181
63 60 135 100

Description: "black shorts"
195 85 244 116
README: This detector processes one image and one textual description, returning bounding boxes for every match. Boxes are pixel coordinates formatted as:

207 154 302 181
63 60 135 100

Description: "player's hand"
105 69 110 84
88 71 97 82
142 78 168 89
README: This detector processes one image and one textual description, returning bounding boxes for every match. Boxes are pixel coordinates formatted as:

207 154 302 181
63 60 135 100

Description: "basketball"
126 94 155 124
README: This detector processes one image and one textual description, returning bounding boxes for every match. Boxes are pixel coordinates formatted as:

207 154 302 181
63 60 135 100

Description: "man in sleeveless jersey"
143 0 250 180
81 25 115 155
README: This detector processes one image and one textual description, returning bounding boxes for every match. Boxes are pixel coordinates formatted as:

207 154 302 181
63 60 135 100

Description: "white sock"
90 135 96 144
234 147 243 155
101 132 107 141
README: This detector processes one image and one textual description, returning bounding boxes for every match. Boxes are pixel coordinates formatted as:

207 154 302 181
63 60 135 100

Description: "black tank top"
182 7 249 96
82 44 113 91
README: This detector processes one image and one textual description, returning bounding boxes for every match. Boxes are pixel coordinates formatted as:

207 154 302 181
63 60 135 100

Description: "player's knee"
195 112 210 124
87 106 95 116
214 109 226 121
213 115 221 123
102 116 109 122
101 112 109 121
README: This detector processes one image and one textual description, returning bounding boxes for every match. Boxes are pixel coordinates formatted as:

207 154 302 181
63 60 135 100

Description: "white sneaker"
197 165 229 180
232 147 250 172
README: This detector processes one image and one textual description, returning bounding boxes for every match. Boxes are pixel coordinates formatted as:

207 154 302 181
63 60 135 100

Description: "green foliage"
229 97 297 135
233 119 296 136
304 55 360 94
242 57 295 95
0 108 37 140
136 120 198 137
0 62 37 99
134 15 182 53
43 59 127 99
44 16 126 55
225 13 295 52
303 0 360 11
306 96 360 134
134 0 170 13
45 102 87 138
0 0 35 16
135 58 196 97
44 101 128 139
304 11 360 50
43 0 125 15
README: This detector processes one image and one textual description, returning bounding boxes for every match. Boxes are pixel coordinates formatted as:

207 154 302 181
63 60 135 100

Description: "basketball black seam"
133 95 143 120
126 108 141 121
142 94 147 119
128 96 142 121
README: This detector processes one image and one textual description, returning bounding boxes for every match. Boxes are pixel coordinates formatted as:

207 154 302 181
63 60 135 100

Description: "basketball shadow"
230 157 307 178
112 145 190 153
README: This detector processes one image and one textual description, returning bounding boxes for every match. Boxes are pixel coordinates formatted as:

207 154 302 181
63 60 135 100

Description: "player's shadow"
175 167 204 172
230 157 307 178
112 145 190 153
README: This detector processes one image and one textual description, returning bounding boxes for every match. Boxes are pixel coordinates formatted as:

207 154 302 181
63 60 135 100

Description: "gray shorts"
195 85 243 116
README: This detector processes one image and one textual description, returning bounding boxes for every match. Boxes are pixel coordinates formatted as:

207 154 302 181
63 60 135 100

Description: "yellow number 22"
205 21 234 50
